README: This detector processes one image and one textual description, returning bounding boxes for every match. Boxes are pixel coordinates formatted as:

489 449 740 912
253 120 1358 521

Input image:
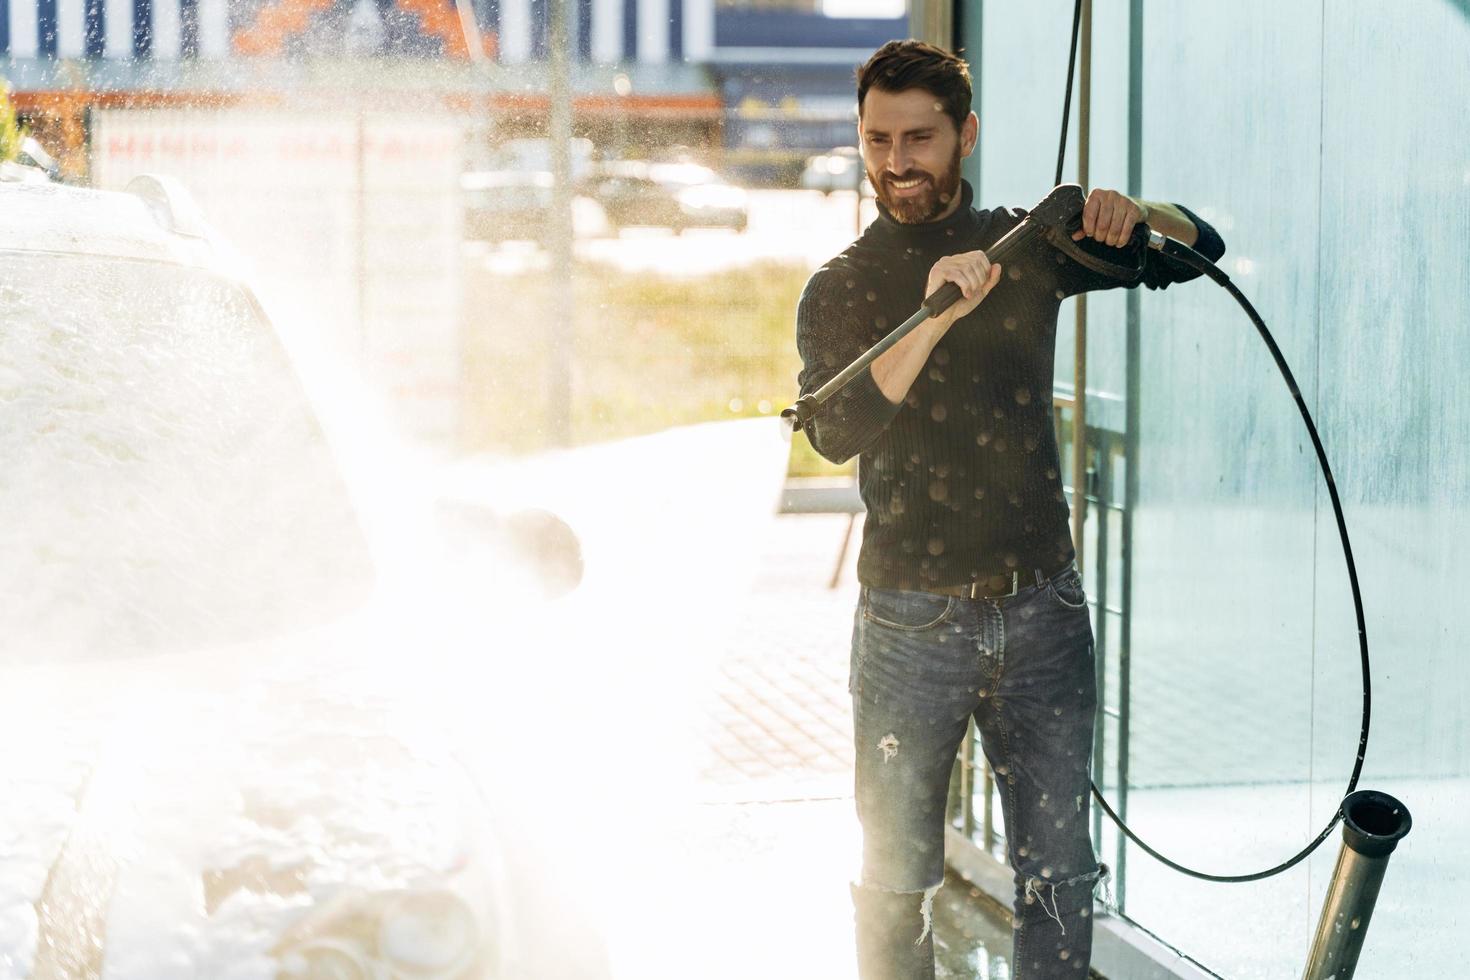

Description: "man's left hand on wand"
1071 188 1150 248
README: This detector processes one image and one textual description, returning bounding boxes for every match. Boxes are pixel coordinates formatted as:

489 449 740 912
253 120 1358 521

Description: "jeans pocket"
1046 566 1089 610
862 587 957 631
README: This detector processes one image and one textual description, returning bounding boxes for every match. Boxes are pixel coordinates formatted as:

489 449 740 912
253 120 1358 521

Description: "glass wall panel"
959 0 1470 975
1123 5 1327 975
1309 2 1470 976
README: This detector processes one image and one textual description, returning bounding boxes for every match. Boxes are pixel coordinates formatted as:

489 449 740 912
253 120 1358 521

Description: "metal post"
1302 791 1412 980
959 725 975 838
355 108 368 369
981 754 995 852
1113 0 1145 912
907 0 953 49
1070 0 1092 566
546 0 574 446
1090 430 1111 850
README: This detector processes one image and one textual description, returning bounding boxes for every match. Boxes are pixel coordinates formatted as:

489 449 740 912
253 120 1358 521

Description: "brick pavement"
676 511 1014 980
696 513 859 795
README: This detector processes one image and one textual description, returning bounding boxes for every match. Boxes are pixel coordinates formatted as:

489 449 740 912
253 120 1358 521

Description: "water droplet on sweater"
931 404 948 422
1004 316 1018 331
1015 388 1032 406
927 537 945 555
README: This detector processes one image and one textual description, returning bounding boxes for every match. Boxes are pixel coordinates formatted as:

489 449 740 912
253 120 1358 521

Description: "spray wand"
781 182 1152 434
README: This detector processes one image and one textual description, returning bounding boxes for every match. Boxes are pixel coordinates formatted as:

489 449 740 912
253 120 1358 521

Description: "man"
794 40 1225 980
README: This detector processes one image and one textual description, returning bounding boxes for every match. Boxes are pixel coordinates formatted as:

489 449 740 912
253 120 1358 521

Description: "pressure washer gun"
781 182 1166 434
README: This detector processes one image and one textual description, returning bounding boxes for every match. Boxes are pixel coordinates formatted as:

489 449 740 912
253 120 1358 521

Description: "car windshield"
0 251 374 660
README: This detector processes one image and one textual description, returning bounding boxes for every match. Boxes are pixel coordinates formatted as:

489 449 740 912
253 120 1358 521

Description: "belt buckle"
1003 570 1020 598
966 571 1020 600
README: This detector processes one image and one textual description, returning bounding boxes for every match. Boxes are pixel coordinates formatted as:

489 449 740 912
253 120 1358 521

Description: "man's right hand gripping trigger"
871 249 1001 405
926 249 1003 328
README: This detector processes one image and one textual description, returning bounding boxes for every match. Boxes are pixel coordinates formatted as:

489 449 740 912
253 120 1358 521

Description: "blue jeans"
849 565 1102 980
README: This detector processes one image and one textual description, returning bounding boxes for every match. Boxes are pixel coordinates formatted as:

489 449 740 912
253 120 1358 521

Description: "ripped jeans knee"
1019 864 1107 937
851 879 942 945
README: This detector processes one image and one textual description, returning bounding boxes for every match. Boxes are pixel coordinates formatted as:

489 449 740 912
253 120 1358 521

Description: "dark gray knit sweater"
795 180 1225 590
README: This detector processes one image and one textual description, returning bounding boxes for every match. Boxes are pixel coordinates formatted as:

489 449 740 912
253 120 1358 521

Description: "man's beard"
869 144 963 224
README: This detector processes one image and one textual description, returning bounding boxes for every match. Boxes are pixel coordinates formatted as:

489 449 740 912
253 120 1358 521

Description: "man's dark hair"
856 40 973 131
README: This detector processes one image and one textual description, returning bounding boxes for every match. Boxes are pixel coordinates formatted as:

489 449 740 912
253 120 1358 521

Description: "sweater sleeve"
1059 202 1227 297
794 265 905 465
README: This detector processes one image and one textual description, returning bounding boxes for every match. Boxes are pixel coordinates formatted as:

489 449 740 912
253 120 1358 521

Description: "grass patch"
461 257 855 479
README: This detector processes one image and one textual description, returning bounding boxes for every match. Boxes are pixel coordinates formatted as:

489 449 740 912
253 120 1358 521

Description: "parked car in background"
462 169 554 243
0 172 600 978
800 146 870 196
581 161 749 233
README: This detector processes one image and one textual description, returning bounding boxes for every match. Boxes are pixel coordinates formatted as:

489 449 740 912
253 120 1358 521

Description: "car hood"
0 606 512 980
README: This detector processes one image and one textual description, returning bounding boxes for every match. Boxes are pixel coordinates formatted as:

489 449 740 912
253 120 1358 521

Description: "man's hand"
1072 188 1151 248
925 250 1003 325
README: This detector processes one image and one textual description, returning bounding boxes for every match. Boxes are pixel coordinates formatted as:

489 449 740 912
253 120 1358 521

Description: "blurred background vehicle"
580 160 749 233
798 146 869 196
0 172 599 979
462 169 555 243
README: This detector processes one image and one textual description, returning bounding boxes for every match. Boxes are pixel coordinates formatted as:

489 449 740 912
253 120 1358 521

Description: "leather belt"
921 565 1064 600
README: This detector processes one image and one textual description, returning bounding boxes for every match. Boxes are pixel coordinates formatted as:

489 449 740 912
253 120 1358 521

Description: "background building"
0 0 906 181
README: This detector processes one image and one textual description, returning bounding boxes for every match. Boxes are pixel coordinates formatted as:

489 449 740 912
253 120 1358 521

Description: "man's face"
859 86 976 224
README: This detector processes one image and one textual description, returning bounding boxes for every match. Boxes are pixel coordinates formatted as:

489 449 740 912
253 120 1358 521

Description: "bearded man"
793 39 1226 980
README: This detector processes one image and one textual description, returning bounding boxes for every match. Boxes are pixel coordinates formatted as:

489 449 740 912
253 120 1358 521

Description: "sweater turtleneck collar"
871 178 980 247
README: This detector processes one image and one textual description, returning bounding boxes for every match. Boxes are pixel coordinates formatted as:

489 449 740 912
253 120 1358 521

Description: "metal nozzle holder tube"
1301 790 1412 980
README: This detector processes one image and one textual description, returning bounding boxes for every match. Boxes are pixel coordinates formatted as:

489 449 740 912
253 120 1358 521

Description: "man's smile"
888 175 930 195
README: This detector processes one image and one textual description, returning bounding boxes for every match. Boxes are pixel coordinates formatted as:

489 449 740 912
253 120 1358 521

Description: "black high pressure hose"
1087 235 1372 882
781 209 1375 883
1047 2 1372 883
